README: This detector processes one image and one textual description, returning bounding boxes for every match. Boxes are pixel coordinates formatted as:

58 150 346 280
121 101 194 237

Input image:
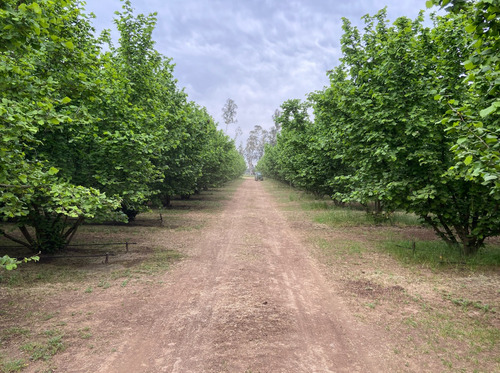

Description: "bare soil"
1 178 498 372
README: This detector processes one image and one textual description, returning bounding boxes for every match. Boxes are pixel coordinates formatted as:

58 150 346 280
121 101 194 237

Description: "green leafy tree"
327 9 498 253
153 104 215 206
266 100 314 188
0 0 250 255
261 8 499 254
427 0 500 198
198 129 246 189
0 0 123 253
258 98 349 197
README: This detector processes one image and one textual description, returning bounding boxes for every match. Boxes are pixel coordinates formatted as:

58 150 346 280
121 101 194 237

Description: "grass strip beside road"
262 178 500 373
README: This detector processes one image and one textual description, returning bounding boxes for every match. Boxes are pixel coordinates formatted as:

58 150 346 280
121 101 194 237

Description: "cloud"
84 0 435 141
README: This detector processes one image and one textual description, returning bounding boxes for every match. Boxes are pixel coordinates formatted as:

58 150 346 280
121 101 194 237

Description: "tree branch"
19 225 35 247
0 184 31 189
0 229 32 249
63 216 85 248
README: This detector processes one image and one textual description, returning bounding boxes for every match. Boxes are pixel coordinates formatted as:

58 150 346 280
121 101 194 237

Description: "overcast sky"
83 0 435 145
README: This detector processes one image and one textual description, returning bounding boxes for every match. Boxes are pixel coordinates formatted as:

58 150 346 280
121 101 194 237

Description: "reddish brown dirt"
42 178 404 372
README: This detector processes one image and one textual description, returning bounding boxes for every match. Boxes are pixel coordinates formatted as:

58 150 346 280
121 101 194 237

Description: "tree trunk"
161 195 171 207
457 226 484 256
63 216 85 250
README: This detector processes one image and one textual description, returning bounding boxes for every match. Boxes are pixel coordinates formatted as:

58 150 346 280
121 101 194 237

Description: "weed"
365 302 377 309
0 358 27 372
442 293 495 313
136 249 184 276
21 335 65 361
441 358 453 369
97 280 111 289
403 316 418 328
40 312 58 321
78 327 92 339
111 269 132 280
43 329 59 337
1 327 30 341
84 286 93 294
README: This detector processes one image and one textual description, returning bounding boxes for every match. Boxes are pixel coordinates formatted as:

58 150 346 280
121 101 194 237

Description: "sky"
82 0 436 146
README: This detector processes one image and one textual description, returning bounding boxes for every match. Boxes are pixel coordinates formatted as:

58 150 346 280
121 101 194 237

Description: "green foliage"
20 334 65 361
0 255 39 271
0 0 123 253
0 0 244 253
0 358 27 373
260 6 500 255
197 130 246 190
427 0 500 198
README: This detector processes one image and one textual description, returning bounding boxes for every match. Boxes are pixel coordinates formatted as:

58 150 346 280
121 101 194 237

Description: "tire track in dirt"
65 179 397 372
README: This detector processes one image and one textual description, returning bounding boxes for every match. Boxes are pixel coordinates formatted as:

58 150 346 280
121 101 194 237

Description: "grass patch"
0 357 27 372
0 263 89 287
383 240 500 268
442 292 496 313
1 327 31 341
311 237 366 263
314 207 423 228
135 249 184 275
388 211 422 226
110 268 132 280
78 327 92 340
418 311 500 362
265 179 422 227
314 208 374 227
20 335 65 362
300 200 333 210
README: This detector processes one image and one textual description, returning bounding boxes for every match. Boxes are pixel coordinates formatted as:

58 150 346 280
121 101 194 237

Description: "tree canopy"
0 0 245 254
258 3 500 255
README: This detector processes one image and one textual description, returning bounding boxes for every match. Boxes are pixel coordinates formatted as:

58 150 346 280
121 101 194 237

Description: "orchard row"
0 1 246 254
258 1 499 255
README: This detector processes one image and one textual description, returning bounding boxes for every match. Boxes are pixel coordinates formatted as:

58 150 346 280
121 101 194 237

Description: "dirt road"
55 179 398 372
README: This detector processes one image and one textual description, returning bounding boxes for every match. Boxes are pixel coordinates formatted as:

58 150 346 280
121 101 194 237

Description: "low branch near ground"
0 229 32 249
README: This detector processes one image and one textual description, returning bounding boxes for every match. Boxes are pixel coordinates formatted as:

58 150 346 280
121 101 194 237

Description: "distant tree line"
257 0 499 255
0 0 246 255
